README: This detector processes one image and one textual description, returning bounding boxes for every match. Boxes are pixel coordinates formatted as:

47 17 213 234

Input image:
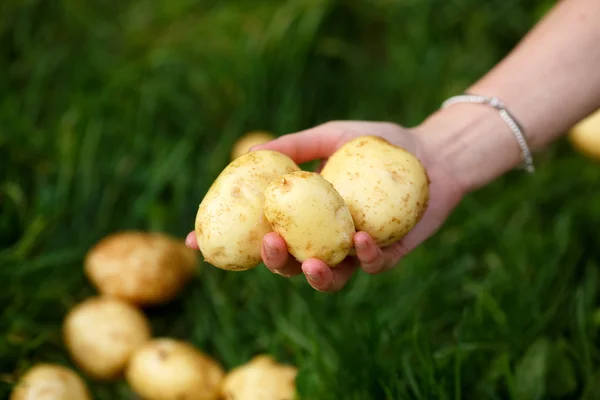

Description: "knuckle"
359 249 380 265
357 243 382 264
324 273 347 293
266 259 286 271
312 281 333 293
362 260 384 275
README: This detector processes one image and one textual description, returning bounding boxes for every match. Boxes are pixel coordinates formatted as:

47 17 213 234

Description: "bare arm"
418 0 600 193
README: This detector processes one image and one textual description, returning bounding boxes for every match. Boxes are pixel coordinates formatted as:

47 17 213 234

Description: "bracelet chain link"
441 94 535 173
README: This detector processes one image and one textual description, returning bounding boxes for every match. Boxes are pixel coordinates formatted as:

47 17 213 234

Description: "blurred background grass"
2 0 600 398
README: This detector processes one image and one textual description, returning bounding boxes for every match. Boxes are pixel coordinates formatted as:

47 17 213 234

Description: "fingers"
251 120 413 165
190 227 357 291
354 232 403 275
262 232 358 291
250 124 350 165
187 230 302 276
261 232 302 277
185 231 199 249
262 232 357 291
301 258 357 292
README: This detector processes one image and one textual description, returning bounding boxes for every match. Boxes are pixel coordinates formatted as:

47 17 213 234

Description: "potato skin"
219 355 298 400
195 150 300 271
231 131 276 160
10 363 92 400
63 296 151 380
320 136 429 248
84 231 198 306
264 171 355 265
125 338 225 400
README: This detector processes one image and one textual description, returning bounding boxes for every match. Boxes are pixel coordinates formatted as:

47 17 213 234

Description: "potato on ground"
320 135 429 248
264 171 355 265
10 363 91 400
125 338 225 400
84 231 198 306
231 130 276 160
220 355 298 400
569 108 600 161
195 150 300 271
63 296 151 380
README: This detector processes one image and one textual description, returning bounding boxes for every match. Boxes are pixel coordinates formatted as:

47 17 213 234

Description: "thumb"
251 124 349 164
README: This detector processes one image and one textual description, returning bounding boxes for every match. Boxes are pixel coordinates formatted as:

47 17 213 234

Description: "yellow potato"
63 296 151 380
195 150 300 271
568 108 600 161
231 130 276 160
125 338 225 400
220 355 298 400
320 136 429 248
10 363 92 400
84 231 198 306
264 171 355 265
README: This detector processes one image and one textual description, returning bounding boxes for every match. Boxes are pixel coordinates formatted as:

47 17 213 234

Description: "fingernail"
306 272 321 283
265 242 277 257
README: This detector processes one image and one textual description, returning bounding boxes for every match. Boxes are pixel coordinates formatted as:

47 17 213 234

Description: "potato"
84 231 198 306
10 363 91 400
195 150 300 271
63 296 151 380
220 355 298 400
320 135 429 248
231 130 276 160
569 108 600 161
264 171 355 265
125 338 225 400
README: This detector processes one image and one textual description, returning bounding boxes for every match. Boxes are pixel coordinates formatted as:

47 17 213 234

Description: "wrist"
414 102 525 194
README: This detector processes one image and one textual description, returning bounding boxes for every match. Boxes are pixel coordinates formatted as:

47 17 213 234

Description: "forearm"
418 0 600 193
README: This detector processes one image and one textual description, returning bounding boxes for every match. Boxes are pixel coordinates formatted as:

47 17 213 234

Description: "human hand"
186 120 465 292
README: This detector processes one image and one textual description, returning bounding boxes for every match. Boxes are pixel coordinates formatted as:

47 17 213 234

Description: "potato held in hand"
196 150 300 271
125 338 225 400
264 171 355 265
320 136 429 247
63 296 151 380
10 363 91 400
220 355 298 400
85 231 197 306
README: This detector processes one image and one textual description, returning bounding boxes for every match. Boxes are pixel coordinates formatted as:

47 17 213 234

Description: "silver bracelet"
441 94 535 173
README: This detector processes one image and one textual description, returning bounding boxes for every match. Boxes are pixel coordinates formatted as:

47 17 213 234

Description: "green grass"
2 0 600 398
